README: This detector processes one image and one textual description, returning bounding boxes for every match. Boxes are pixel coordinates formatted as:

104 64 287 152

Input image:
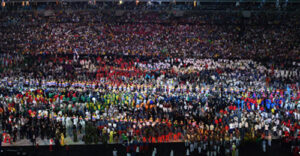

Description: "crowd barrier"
0 139 294 156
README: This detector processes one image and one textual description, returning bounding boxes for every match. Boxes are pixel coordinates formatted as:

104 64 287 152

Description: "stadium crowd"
0 7 300 156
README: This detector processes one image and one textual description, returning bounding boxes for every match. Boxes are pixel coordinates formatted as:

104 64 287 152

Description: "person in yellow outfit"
109 130 116 143
257 98 262 105
60 133 65 146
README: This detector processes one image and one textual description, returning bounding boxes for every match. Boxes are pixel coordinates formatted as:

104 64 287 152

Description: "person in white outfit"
152 147 157 156
186 148 190 156
170 149 174 156
113 148 117 156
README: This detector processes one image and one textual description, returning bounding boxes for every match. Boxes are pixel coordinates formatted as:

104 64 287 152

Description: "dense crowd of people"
1 10 300 59
0 5 300 156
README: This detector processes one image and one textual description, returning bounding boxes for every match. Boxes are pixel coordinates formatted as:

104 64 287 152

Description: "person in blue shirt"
266 100 271 112
271 102 275 109
286 85 291 96
241 100 244 110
